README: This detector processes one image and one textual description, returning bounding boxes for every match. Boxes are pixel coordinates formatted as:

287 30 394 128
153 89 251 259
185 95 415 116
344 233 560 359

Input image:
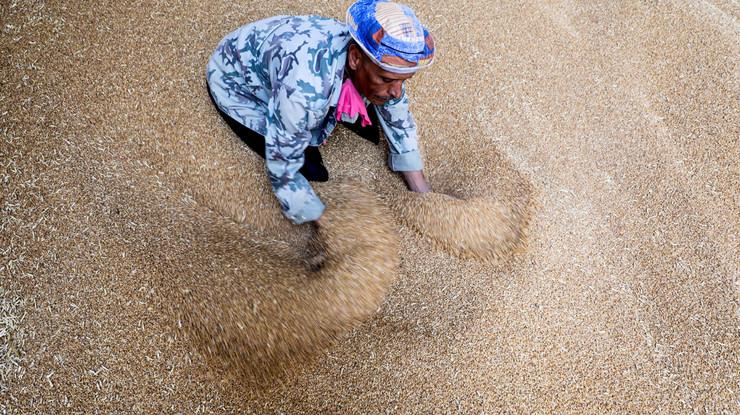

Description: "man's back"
207 15 351 140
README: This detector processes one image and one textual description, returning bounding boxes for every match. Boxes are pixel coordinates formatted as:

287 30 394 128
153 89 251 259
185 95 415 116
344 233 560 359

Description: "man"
206 0 435 225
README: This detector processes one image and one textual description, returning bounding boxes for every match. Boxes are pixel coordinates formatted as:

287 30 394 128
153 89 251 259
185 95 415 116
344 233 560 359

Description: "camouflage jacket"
206 15 423 224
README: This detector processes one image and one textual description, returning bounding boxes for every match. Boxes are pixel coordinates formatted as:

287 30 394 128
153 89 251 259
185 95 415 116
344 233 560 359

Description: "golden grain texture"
373 140 535 262
162 181 399 384
394 192 530 261
2 0 738 413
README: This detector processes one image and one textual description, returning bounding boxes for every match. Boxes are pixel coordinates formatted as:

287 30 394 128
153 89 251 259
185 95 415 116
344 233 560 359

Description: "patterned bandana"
335 78 373 127
346 0 436 74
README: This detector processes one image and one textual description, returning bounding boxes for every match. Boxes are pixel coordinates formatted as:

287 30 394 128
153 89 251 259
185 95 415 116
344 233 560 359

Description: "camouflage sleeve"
264 82 325 225
373 84 424 172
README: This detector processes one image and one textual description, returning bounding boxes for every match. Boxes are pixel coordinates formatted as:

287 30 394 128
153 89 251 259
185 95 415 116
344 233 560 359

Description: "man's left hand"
401 170 431 193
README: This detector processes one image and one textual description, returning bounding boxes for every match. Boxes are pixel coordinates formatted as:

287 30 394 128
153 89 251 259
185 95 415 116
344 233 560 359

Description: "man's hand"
401 170 431 193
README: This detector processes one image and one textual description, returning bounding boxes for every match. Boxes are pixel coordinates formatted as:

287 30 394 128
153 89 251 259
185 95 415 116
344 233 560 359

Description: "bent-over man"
207 0 436 224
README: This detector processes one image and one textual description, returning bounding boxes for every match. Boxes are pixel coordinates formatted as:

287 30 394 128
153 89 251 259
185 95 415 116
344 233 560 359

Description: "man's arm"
402 170 431 193
372 84 431 192
264 84 325 225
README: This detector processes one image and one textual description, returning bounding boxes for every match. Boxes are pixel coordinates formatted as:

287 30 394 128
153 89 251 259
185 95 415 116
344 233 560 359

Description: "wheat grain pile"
395 192 530 261
1 0 738 413
388 145 533 262
165 181 400 385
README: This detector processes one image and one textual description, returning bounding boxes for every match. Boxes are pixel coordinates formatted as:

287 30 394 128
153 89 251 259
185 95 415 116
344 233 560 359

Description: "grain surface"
1 0 738 413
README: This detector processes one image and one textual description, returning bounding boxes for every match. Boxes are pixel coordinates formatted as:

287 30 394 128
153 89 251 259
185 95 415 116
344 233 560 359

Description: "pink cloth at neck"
335 78 372 127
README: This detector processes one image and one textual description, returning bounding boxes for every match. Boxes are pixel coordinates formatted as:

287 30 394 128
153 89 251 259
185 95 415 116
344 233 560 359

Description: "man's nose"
389 81 403 99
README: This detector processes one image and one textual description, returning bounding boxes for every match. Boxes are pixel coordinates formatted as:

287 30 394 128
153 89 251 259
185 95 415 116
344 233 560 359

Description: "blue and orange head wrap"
346 0 436 74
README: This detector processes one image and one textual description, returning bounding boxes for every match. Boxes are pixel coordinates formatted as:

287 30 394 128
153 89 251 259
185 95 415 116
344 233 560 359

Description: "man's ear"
347 43 361 71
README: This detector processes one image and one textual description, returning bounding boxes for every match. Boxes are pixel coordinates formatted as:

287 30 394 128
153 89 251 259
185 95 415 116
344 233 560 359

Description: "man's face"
347 44 415 106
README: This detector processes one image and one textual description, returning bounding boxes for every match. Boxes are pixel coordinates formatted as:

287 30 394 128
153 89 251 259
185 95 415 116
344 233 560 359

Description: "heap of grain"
166 181 399 383
395 192 530 261
381 145 533 262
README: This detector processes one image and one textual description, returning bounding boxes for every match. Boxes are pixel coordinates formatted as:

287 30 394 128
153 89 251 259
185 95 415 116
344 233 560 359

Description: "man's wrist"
402 170 431 193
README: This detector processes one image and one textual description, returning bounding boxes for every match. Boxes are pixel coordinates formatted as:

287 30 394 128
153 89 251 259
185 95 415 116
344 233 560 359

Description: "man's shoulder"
284 15 347 33
229 15 348 48
267 15 350 109
268 15 350 47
